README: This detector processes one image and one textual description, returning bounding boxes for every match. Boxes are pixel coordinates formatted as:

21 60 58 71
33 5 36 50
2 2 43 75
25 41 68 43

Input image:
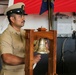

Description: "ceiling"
0 0 9 3
54 0 76 12
0 0 76 16
0 0 8 15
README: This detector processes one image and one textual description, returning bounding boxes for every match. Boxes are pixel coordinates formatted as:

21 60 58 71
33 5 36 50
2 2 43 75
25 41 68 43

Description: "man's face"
11 14 25 28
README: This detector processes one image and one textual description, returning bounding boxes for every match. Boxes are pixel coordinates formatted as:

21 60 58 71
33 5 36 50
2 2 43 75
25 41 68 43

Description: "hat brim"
6 8 27 16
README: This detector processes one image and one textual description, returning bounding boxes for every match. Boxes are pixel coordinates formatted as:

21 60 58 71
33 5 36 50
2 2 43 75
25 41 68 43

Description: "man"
0 2 41 75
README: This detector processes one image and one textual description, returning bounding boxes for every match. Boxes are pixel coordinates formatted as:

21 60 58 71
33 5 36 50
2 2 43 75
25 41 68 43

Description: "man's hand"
33 54 41 64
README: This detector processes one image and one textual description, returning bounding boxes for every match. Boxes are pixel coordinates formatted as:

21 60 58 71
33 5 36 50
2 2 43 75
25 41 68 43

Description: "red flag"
54 0 76 12
14 0 42 14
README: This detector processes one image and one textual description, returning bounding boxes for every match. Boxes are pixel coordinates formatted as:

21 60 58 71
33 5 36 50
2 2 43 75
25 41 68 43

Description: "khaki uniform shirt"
0 25 25 75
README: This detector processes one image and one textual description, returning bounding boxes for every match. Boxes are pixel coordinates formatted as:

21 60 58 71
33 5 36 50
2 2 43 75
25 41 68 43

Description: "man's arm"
1 53 41 66
1 53 25 66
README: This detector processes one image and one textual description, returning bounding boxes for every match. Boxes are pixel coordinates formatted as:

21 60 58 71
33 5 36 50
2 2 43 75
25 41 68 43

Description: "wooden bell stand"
25 27 57 75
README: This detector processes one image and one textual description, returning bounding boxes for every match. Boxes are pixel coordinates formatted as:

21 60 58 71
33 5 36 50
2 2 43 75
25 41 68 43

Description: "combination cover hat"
4 2 26 16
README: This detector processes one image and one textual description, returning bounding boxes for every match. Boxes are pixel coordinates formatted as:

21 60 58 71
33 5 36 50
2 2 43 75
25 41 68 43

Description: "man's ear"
10 16 15 23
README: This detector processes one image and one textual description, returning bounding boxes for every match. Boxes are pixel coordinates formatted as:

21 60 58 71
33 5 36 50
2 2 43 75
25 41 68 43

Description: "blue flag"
40 0 54 15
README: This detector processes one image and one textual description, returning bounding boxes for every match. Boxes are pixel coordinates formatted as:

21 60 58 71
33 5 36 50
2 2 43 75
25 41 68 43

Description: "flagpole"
48 0 53 31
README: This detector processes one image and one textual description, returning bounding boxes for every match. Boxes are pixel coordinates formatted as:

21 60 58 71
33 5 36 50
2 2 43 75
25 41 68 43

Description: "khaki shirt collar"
8 24 21 35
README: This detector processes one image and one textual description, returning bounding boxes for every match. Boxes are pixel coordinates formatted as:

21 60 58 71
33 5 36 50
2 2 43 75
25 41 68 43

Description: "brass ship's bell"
34 38 49 54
